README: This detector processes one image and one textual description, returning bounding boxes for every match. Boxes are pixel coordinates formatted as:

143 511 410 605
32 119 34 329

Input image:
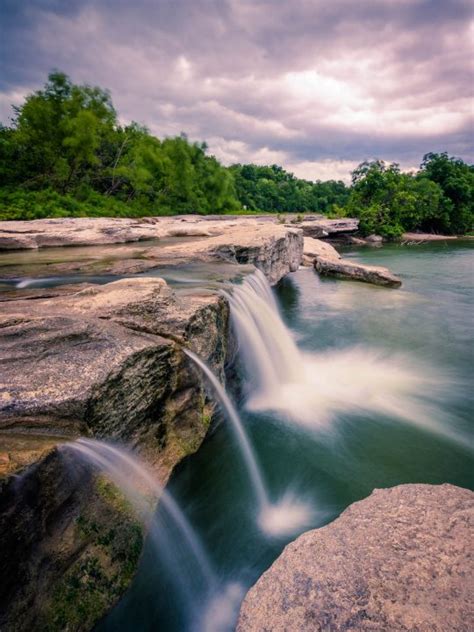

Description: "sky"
1 0 473 182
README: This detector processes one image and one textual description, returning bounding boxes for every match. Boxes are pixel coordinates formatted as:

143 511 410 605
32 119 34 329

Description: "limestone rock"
302 237 340 266
0 445 145 632
238 484 474 632
0 278 228 457
0 277 231 630
315 256 402 287
300 217 359 239
0 218 303 286
402 232 459 242
347 236 370 245
0 217 161 249
136 224 303 285
366 233 383 243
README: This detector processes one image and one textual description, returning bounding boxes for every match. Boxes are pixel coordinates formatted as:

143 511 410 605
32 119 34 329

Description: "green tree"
419 153 474 234
344 158 465 238
8 71 116 192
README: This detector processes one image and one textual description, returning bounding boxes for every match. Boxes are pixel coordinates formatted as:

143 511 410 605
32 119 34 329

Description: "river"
99 241 474 632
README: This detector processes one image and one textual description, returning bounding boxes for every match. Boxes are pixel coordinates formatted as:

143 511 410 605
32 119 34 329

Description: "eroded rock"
0 445 145 632
0 277 231 630
0 218 304 286
300 217 359 239
315 256 402 287
0 278 229 468
302 237 340 266
238 484 474 632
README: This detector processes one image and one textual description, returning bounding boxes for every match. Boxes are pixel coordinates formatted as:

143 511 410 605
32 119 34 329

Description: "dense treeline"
0 72 472 237
343 156 474 238
229 164 349 214
0 72 239 219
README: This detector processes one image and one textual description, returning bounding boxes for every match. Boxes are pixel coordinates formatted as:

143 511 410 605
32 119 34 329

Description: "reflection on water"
98 242 474 632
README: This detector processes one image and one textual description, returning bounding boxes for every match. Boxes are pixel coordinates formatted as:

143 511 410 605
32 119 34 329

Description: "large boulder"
238 484 474 632
0 277 229 470
315 256 402 287
302 237 340 266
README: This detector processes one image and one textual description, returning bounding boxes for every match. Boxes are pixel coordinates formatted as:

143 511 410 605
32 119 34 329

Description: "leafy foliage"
0 72 472 234
0 73 239 219
229 163 349 213
345 157 473 238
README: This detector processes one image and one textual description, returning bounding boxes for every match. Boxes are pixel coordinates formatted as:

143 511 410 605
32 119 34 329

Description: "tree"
419 153 474 234
8 72 117 192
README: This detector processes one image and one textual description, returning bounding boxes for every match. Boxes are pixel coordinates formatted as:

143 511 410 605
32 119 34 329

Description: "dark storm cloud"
1 0 473 180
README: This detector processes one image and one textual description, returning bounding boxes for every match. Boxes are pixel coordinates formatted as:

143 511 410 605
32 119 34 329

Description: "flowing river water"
98 241 473 632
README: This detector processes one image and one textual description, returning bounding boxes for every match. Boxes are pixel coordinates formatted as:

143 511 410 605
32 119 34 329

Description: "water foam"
185 349 313 536
227 270 466 447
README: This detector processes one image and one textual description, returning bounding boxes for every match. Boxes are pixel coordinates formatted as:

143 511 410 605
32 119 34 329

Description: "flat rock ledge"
402 232 459 243
303 237 401 287
315 256 402 287
238 483 474 632
0 223 304 630
0 217 303 286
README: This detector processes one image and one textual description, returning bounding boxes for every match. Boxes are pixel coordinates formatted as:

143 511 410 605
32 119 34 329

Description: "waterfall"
184 349 268 508
225 270 467 450
224 270 301 395
63 438 247 632
184 349 312 537
62 439 216 604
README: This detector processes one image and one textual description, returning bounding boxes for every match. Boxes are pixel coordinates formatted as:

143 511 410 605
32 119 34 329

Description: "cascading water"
184 349 312 536
226 269 469 449
62 438 243 632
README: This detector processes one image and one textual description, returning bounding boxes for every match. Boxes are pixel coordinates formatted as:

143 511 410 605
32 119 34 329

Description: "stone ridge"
237 483 474 632
0 278 230 631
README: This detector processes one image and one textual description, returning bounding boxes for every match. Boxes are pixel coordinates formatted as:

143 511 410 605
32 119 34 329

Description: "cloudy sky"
1 0 473 181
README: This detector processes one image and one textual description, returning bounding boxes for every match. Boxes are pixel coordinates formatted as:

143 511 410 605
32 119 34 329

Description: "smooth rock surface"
300 217 359 239
302 237 340 266
0 217 303 286
238 484 474 632
0 217 161 249
315 256 402 287
402 232 459 242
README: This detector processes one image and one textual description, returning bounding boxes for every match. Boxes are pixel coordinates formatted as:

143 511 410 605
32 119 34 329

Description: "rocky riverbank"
238 484 474 632
0 215 408 630
0 219 304 631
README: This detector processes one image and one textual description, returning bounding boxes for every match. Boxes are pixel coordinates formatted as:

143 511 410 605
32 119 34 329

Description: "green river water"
99 242 473 632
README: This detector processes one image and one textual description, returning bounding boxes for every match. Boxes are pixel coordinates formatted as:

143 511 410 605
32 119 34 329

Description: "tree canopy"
229 163 349 214
0 72 472 236
0 72 240 218
344 156 473 238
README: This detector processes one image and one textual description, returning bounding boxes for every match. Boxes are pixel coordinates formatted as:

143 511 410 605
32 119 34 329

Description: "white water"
184 349 312 536
64 438 249 631
64 438 214 587
226 270 465 446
